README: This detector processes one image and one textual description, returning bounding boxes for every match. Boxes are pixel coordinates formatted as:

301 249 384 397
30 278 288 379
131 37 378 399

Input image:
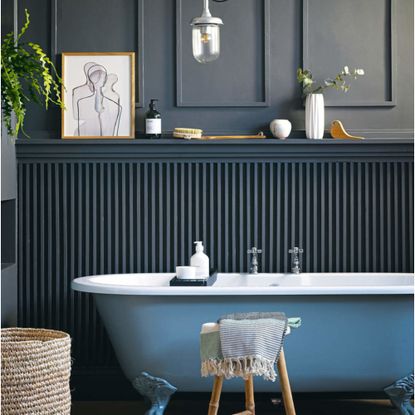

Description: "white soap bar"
176 266 197 279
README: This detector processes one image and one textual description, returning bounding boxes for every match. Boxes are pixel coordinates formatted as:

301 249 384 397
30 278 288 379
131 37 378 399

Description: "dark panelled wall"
11 0 415 136
17 144 414 389
19 161 414 282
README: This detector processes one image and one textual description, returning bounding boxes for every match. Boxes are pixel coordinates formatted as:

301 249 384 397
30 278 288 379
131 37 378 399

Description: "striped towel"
201 312 288 381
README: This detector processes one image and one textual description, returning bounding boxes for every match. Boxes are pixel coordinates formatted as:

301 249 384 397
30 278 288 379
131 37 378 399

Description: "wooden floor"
72 398 400 414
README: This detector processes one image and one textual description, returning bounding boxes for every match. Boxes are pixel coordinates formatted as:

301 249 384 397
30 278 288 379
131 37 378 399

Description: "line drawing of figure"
72 62 98 116
72 62 123 136
103 73 122 136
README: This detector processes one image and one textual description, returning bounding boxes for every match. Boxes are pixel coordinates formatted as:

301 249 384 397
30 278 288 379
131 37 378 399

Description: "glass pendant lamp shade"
191 0 223 64
192 24 220 63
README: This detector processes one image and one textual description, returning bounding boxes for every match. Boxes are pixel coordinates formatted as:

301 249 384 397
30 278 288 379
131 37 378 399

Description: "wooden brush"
173 128 203 139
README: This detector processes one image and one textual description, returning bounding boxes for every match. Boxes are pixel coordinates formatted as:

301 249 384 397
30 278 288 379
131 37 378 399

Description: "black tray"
169 270 217 287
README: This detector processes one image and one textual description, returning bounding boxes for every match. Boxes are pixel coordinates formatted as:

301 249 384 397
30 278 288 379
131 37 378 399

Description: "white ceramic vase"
269 119 292 139
305 93 324 139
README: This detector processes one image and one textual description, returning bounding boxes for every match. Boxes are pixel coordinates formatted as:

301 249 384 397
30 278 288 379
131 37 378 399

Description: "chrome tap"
289 247 303 274
247 247 262 274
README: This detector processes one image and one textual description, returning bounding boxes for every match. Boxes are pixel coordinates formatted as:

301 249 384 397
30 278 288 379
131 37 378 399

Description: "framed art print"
61 52 135 139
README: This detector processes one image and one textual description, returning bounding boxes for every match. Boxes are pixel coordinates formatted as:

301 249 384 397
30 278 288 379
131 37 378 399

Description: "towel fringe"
201 356 277 382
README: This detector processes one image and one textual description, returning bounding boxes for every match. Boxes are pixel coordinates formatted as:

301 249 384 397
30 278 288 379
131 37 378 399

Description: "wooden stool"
204 325 296 415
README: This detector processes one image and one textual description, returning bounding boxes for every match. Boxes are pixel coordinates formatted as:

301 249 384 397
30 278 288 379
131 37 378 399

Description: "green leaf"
297 65 365 97
1 9 64 137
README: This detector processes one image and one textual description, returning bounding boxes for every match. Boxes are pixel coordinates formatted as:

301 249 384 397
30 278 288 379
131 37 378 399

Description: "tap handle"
289 247 303 254
247 247 262 254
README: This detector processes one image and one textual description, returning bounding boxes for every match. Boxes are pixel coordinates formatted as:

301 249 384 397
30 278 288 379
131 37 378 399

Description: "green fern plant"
1 9 63 137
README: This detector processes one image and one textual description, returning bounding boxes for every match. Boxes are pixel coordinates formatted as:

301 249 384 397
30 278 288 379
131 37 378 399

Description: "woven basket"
1 328 71 415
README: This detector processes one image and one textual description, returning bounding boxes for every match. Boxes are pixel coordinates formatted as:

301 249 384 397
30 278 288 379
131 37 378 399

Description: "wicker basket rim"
1 328 70 344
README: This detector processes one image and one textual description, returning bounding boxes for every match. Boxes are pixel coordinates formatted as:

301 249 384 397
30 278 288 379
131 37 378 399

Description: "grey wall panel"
57 0 137 52
18 156 414 371
51 0 145 107
303 0 396 106
176 0 270 107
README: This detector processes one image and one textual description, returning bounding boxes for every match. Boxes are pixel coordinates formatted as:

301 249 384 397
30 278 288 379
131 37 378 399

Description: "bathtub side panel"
94 294 414 392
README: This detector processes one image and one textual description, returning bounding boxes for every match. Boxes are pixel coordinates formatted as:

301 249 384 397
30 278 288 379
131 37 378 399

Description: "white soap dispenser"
190 241 210 278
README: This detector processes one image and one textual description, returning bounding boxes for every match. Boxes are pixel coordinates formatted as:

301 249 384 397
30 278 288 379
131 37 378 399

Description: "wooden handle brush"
201 132 266 140
173 128 266 140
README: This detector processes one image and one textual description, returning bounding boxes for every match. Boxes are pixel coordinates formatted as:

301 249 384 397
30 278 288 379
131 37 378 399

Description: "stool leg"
244 374 255 415
277 348 296 415
208 376 223 415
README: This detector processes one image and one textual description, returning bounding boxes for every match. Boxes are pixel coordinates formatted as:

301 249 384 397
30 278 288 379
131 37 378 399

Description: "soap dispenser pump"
190 241 210 278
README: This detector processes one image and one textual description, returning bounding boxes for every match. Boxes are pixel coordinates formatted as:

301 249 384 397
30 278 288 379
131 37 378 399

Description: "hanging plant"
1 9 64 137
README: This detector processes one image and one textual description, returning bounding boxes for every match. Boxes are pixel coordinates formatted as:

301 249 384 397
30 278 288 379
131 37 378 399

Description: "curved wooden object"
330 120 364 140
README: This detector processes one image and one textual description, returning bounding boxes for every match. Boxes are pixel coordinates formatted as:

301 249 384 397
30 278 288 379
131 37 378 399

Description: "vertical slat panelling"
39 165 46 327
371 164 378 271
342 163 348 272
46 163 53 327
350 162 355 272
393 163 399 272
238 164 244 272
312 163 318 271
327 163 333 271
54 164 61 329
217 164 223 271
304 163 310 272
364 163 370 272
17 159 414 371
58 163 71 331
24 164 31 325
409 164 414 271
401 163 407 271
386 163 392 272
268 163 274 272
180 163 186 268
379 163 385 271
283 163 289 272
323 162 327 271
32 165 38 325
17 164 24 323
261 163 267 271
150 163 156 272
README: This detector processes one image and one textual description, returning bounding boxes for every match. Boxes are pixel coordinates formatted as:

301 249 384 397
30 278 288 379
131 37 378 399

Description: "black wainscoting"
16 138 414 398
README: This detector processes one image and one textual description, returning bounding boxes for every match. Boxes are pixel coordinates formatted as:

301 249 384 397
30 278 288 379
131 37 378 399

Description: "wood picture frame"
61 52 135 139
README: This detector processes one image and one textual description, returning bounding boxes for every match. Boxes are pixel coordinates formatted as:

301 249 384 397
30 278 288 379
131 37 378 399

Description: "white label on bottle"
146 119 161 134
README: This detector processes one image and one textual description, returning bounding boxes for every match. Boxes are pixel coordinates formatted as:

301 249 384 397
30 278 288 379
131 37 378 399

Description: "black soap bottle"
145 99 162 138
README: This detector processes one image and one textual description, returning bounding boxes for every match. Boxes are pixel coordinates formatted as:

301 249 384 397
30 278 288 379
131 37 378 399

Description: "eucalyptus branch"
297 66 365 97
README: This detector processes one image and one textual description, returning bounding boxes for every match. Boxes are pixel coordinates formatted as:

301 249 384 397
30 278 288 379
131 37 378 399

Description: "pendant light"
190 0 223 64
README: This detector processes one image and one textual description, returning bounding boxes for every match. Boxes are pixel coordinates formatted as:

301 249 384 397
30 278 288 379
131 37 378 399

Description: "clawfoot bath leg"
132 371 177 415
384 373 414 415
